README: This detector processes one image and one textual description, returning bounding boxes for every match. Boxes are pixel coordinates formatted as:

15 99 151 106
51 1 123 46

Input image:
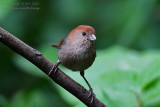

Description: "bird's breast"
58 43 96 71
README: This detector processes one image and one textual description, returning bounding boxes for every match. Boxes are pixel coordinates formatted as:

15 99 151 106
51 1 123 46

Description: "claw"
48 60 60 75
48 65 58 75
88 88 95 103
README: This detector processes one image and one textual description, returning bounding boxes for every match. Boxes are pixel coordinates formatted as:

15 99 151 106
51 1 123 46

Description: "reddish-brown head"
66 25 96 44
72 25 95 35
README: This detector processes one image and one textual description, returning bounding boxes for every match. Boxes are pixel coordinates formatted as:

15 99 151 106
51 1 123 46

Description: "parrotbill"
49 25 96 103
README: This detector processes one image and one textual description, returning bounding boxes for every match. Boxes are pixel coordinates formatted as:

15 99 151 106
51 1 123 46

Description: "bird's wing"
50 38 65 48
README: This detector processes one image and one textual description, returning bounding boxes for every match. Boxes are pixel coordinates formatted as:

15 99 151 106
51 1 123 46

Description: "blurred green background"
0 0 160 107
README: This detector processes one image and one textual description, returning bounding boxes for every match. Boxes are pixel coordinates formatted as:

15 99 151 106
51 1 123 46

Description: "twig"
0 27 106 107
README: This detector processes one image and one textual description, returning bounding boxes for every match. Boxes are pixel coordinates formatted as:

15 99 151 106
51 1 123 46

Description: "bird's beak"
88 34 96 41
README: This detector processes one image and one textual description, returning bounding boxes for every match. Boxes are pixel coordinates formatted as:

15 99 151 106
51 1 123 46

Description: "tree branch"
0 27 106 107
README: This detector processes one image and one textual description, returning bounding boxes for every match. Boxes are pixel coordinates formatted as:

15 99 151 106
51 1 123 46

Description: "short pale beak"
88 34 96 41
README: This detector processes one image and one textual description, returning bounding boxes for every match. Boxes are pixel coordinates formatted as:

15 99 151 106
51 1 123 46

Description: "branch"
0 27 106 107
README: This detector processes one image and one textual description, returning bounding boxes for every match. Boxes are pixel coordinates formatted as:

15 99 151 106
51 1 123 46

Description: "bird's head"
67 25 96 45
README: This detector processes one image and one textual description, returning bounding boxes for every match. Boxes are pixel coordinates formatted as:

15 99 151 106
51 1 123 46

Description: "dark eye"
82 32 87 36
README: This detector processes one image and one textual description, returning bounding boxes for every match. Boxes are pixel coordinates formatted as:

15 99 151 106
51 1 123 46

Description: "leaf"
140 58 160 90
103 88 137 107
141 80 160 106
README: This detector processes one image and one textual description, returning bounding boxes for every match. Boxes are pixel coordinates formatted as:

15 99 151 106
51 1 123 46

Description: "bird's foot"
48 60 60 75
88 88 95 103
48 65 58 75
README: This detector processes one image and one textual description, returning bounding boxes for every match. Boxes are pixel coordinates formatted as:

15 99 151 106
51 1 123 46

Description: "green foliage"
0 0 16 20
1 0 160 106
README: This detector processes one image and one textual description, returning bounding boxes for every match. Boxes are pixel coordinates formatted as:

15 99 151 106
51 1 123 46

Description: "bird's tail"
50 43 58 48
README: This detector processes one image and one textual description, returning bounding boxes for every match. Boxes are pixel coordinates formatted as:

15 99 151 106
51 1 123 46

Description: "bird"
48 25 96 103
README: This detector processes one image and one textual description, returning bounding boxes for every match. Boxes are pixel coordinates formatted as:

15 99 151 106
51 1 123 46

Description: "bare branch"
0 27 106 107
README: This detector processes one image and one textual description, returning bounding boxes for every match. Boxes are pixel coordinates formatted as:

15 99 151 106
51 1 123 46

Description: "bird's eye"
82 32 87 36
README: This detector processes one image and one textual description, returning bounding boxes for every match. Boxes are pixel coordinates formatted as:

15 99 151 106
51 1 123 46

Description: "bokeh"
0 0 160 107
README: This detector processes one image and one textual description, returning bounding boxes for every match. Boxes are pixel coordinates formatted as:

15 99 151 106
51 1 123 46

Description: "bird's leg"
48 60 60 75
80 71 95 103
